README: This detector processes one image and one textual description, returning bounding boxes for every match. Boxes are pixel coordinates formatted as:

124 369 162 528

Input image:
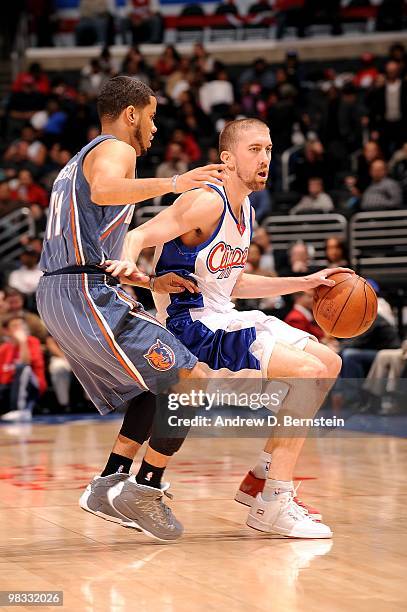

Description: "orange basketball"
313 272 378 338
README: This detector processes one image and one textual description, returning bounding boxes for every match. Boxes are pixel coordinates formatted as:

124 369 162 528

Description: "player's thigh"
303 339 342 378
267 341 329 379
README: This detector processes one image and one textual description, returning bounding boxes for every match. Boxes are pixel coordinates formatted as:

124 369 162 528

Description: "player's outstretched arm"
231 268 355 299
121 189 224 261
85 139 227 206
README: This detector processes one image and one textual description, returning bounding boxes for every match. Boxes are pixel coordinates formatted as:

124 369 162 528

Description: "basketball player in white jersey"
106 118 351 539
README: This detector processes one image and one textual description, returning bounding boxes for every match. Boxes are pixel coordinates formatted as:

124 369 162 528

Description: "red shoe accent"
235 471 322 521
238 471 264 497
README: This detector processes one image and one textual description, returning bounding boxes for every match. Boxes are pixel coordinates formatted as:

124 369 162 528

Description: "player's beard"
236 163 267 192
134 124 147 156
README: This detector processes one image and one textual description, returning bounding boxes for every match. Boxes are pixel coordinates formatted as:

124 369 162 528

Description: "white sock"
262 479 294 502
252 451 272 479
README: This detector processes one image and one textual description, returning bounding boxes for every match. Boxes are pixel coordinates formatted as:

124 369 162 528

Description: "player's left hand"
104 259 150 286
304 267 355 289
153 273 200 294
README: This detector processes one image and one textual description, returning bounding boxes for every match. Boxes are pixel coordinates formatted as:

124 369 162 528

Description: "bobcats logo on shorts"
144 339 175 371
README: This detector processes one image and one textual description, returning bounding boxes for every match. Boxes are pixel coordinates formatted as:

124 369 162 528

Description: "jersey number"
46 190 64 239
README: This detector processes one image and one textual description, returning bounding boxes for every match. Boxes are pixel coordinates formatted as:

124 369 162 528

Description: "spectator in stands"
360 159 402 211
215 0 240 17
239 58 275 91
284 291 324 341
0 315 47 421
2 288 48 342
248 0 272 22
10 169 48 209
33 97 68 143
354 53 379 89
362 339 407 415
252 226 275 272
8 248 43 297
12 62 50 96
390 142 407 199
75 0 113 46
325 236 349 268
156 143 189 179
155 45 180 77
0 181 24 218
388 42 406 76
168 129 201 164
369 60 407 156
279 241 319 276
166 57 191 102
199 68 234 117
290 177 334 214
191 43 215 75
79 58 110 99
3 125 47 175
275 0 305 40
46 336 72 412
355 140 384 193
376 0 404 32
249 189 272 223
6 75 46 140
303 0 342 36
121 46 150 84
292 139 329 193
125 0 164 44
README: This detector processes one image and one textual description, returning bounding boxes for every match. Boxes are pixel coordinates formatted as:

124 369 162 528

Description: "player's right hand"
175 164 228 193
104 259 150 286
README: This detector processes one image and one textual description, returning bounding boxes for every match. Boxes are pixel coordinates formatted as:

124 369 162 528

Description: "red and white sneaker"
234 471 322 521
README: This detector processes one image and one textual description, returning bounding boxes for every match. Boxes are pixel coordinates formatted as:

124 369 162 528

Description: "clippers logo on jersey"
143 339 175 371
206 241 249 279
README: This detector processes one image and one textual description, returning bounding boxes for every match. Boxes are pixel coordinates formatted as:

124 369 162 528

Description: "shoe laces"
284 491 310 522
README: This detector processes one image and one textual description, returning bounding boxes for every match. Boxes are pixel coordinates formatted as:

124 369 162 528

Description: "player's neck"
100 122 133 148
223 179 250 217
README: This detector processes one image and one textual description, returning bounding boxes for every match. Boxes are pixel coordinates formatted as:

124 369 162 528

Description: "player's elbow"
90 184 109 205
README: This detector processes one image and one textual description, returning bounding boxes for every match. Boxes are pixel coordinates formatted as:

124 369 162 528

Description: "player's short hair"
97 76 155 121
219 118 269 155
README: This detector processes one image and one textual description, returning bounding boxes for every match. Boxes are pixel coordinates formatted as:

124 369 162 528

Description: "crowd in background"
0 36 406 419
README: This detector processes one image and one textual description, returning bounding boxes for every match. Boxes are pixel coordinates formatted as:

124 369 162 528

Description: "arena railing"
263 213 347 266
0 208 35 263
349 210 407 286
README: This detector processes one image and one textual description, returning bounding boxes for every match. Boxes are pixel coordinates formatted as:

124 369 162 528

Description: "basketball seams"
360 280 369 332
330 274 360 336
313 275 354 320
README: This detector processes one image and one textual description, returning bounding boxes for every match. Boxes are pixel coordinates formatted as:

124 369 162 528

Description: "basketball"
313 273 378 338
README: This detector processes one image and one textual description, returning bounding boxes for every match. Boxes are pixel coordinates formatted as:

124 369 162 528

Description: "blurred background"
1 0 407 422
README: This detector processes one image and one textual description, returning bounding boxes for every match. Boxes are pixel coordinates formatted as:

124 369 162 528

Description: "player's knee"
329 352 342 377
299 355 329 379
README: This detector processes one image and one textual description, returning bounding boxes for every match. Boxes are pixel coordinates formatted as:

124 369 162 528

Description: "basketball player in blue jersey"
36 76 228 541
106 118 354 539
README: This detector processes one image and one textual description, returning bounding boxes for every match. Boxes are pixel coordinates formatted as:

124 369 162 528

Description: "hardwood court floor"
0 418 406 612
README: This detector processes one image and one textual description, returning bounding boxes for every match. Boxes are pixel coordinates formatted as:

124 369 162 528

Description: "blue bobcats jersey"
40 135 135 272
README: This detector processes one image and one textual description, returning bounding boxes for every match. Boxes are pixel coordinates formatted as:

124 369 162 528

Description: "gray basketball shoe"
79 473 183 541
107 475 183 541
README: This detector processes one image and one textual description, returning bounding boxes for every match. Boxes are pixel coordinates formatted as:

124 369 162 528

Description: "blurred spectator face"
370 160 387 182
27 238 43 254
364 141 381 163
0 291 8 315
167 143 183 162
276 68 287 84
207 147 219 164
305 140 324 162
247 243 262 269
20 250 40 269
308 178 323 196
4 317 29 341
326 237 345 264
253 227 270 251
385 61 400 82
18 169 33 187
0 182 11 201
172 129 185 145
294 291 314 311
21 126 36 143
290 243 309 266
87 126 100 142
59 150 71 166
21 75 35 92
226 124 271 192
5 290 24 312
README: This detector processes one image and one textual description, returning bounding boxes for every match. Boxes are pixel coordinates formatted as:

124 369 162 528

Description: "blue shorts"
37 273 197 415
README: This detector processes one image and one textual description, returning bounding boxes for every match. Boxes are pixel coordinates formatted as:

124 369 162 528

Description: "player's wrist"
171 174 180 194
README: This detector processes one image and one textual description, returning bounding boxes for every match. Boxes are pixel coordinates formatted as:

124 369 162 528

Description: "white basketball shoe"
247 490 333 539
